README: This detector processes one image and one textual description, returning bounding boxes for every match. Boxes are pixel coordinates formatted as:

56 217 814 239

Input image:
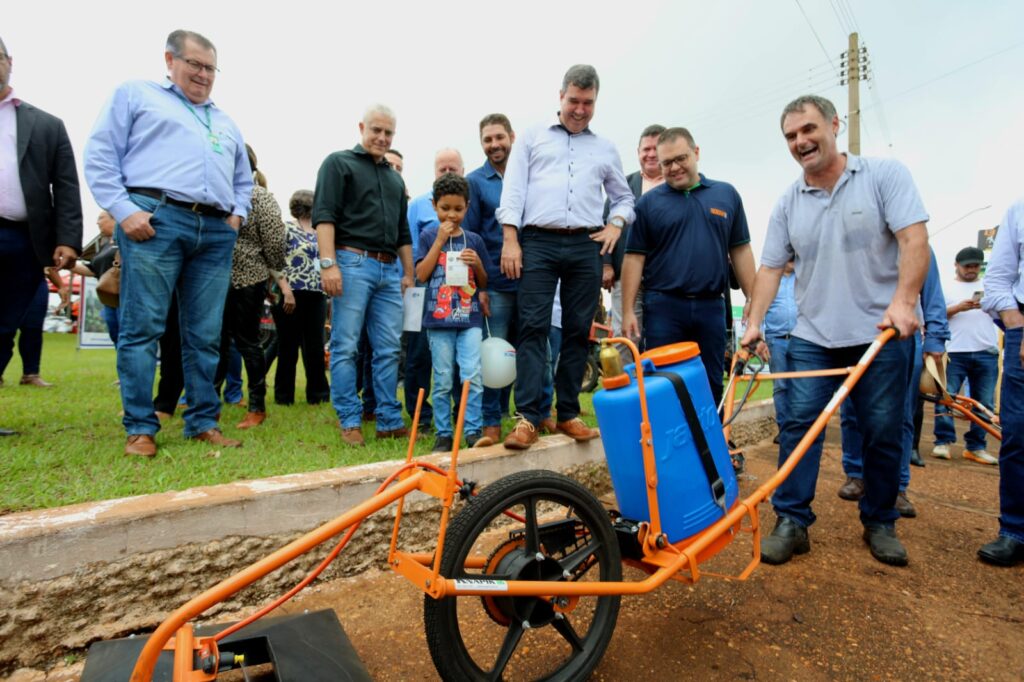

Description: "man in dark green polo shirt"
621 126 755 407
313 104 414 446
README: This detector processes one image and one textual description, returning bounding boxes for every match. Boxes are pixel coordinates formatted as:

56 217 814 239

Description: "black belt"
523 225 600 235
0 217 28 229
651 289 723 300
128 187 231 219
767 333 792 340
339 245 396 264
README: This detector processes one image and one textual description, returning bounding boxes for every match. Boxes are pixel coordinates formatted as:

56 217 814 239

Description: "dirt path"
276 414 1024 681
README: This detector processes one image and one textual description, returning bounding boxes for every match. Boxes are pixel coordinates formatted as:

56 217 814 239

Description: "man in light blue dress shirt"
977 200 1024 566
85 29 252 457
497 64 635 449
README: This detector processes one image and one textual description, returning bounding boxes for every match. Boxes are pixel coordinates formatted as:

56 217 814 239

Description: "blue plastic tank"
593 342 738 543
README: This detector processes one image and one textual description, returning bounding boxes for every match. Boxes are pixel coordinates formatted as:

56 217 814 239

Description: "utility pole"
840 33 870 154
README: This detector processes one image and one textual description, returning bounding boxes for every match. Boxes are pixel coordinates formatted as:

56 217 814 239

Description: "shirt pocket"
841 203 884 252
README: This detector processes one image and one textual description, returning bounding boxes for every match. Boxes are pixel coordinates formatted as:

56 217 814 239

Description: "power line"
828 0 852 34
794 0 841 77
860 39 1024 113
838 0 862 34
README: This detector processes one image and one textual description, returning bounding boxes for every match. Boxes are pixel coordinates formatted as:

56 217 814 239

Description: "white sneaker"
932 444 951 459
964 449 998 465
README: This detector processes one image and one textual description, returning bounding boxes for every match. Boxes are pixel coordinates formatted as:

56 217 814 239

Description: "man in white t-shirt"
933 246 999 464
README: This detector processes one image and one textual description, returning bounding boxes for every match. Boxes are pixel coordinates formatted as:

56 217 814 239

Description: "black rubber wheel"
580 354 600 393
424 470 621 681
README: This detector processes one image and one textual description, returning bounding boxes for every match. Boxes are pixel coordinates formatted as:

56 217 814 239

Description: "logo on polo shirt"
710 207 728 219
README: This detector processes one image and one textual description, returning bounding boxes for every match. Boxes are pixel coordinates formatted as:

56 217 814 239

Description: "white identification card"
445 250 469 287
403 287 425 332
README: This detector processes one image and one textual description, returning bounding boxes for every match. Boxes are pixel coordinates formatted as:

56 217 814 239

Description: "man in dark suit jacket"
0 36 83 435
603 124 665 337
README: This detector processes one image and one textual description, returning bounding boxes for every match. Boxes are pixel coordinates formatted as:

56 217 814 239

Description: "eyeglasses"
175 56 219 75
659 154 690 170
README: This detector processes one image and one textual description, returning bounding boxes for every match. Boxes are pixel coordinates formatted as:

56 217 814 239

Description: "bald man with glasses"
621 126 755 407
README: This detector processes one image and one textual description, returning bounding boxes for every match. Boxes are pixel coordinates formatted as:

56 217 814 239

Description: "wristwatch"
609 216 626 229
319 258 335 269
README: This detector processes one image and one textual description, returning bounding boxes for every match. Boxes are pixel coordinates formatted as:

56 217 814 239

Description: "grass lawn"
0 334 770 513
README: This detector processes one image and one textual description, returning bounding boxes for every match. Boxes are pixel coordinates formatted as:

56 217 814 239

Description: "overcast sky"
6 0 1024 291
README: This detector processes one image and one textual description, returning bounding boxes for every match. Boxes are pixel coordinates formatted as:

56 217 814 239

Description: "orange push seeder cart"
87 329 921 681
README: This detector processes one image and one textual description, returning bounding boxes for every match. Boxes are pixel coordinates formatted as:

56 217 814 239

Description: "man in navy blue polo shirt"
464 113 517 442
621 127 755 407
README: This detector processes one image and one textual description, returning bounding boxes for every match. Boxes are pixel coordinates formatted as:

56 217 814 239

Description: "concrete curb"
0 399 774 672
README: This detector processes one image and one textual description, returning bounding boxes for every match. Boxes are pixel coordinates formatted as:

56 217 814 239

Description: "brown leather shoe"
483 425 502 442
191 428 242 448
341 426 365 446
236 411 267 430
376 426 409 439
556 418 599 442
20 374 53 387
125 434 157 457
539 418 557 434
838 476 865 501
155 411 173 422
503 418 538 450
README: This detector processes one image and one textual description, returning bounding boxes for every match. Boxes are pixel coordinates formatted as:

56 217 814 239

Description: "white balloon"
481 337 517 388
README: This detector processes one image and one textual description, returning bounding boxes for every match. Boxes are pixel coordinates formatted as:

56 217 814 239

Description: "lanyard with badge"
174 91 223 154
445 233 469 287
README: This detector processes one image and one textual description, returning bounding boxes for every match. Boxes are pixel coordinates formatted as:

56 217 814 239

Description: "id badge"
445 250 469 287
209 132 224 154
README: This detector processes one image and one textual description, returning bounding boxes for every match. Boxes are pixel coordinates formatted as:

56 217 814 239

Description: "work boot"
190 428 242 448
20 374 53 387
236 411 266 430
376 426 409 440
895 491 917 518
977 536 1024 567
503 417 538 450
761 517 810 565
340 426 365 446
909 449 925 467
483 425 501 442
863 525 908 566
432 435 454 453
556 418 599 442
838 476 865 501
466 432 494 448
125 434 157 457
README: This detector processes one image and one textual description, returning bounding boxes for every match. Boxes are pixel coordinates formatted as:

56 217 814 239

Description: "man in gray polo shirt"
741 94 929 567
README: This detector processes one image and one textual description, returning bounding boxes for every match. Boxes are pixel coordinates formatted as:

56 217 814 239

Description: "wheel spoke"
487 620 526 681
558 539 602 578
522 495 541 554
553 614 585 652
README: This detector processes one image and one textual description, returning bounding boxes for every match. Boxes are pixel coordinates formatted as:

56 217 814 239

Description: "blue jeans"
482 290 516 426
842 332 921 491
765 334 792 430
773 336 912 528
996 327 1024 542
328 249 404 430
223 342 244 404
427 327 483 437
539 326 563 417
933 349 999 451
117 194 237 438
101 305 120 345
642 292 726 407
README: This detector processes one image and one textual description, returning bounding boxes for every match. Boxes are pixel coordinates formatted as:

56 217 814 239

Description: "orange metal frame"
128 330 899 681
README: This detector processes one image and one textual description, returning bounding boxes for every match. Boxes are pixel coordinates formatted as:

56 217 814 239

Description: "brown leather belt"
340 245 396 264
